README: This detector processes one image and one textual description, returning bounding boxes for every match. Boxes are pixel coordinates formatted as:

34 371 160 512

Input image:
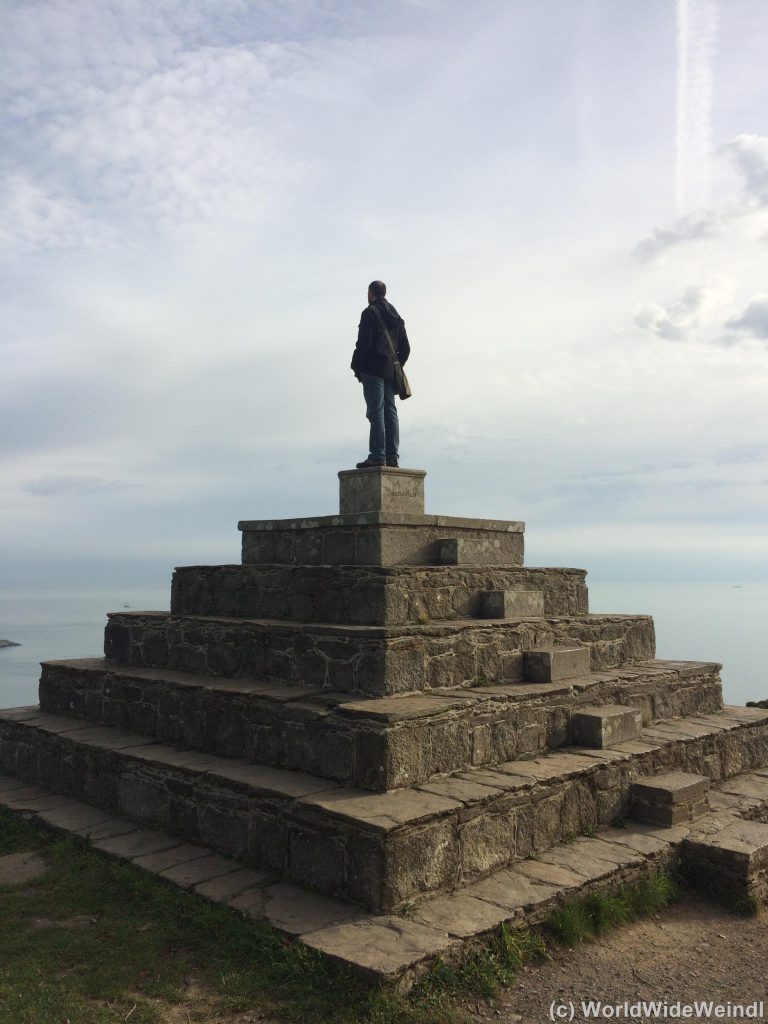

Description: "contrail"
675 0 718 215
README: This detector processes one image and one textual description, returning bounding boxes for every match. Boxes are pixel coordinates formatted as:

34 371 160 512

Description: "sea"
0 582 766 710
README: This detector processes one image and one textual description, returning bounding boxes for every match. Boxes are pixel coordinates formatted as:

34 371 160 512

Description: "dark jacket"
351 297 410 380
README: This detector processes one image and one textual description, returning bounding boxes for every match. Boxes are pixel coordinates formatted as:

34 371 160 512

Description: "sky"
2 0 768 591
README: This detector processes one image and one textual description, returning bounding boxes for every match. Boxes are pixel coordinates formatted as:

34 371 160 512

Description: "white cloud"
634 280 735 340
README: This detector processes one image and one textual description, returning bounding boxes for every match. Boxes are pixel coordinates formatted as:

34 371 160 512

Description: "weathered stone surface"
478 589 545 619
195 867 275 901
158 853 240 888
30 659 724 791
132 842 211 872
573 705 643 748
302 915 459 981
263 881 365 935
413 891 509 936
171 564 588 625
525 647 591 683
338 468 426 515
94 829 180 859
464 869 560 912
239 512 525 568
631 772 710 825
102 611 656 696
682 818 768 907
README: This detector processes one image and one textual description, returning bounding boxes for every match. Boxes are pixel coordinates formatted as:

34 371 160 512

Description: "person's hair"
368 280 387 297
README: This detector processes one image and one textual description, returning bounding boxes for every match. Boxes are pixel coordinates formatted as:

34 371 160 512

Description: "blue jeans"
361 373 399 463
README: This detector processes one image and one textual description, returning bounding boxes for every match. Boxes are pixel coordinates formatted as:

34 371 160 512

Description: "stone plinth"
682 818 768 909
631 771 710 825
238 513 525 567
478 590 545 619
525 647 591 683
572 704 643 748
339 468 426 515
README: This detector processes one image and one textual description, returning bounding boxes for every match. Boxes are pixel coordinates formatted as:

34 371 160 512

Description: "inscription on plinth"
338 467 426 515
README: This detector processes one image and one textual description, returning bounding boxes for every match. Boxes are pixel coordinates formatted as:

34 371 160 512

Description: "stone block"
338 468 426 515
573 704 643 748
525 647 591 682
631 771 710 825
682 819 768 908
478 589 545 618
436 537 516 566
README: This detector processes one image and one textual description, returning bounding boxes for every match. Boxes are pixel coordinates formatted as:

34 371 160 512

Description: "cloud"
23 475 136 497
633 211 721 261
720 135 768 206
634 281 733 340
724 293 768 340
715 443 768 465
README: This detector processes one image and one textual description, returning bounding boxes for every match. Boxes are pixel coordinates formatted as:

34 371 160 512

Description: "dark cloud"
720 135 768 206
725 293 768 340
23 475 135 497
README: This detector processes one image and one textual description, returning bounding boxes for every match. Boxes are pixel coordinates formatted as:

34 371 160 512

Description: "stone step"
477 589 546 618
2 703 766 912
171 565 586 626
631 771 711 824
103 610 656 696
38 659 724 791
239 511 525 567
572 704 644 748
3 766 768 989
525 646 591 682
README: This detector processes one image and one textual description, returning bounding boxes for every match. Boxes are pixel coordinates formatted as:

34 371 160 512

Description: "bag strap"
369 303 401 367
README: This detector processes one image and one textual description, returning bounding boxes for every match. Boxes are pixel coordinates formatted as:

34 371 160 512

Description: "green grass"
0 807 683 1024
544 872 679 946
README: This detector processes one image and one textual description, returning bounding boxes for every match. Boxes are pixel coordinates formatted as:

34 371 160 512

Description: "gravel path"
464 894 767 1024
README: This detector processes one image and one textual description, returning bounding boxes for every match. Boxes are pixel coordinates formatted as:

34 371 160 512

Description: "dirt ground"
463 894 768 1024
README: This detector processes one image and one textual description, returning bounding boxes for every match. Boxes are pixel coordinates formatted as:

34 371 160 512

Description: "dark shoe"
356 459 385 469
386 457 399 468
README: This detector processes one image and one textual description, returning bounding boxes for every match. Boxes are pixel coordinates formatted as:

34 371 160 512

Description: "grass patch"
544 872 679 946
0 806 682 1023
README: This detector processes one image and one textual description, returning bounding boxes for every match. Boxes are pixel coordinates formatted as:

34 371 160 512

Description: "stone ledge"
3 767 768 990
38 658 724 791
102 611 657 696
171 564 588 625
2 704 767 911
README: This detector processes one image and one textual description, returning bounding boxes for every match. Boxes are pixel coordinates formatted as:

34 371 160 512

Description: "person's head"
368 280 386 304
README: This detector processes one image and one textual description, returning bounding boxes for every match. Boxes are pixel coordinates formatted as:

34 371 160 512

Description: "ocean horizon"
1 581 766 711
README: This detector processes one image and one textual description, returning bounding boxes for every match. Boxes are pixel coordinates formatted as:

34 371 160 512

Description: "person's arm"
351 307 374 376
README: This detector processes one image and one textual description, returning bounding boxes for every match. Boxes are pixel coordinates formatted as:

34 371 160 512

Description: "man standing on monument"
351 280 410 469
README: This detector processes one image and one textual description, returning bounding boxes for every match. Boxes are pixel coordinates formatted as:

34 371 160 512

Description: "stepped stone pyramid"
3 467 768 985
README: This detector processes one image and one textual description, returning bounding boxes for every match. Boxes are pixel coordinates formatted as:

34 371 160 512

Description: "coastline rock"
0 639 20 648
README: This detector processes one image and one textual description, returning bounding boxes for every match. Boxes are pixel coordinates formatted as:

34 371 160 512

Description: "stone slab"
478 589 545 618
464 869 561 913
93 829 180 859
572 704 643 748
632 772 710 805
263 882 366 935
195 868 276 902
338 468 426 515
302 915 459 980
132 843 212 873
525 647 591 683
413 891 509 936
158 854 240 888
